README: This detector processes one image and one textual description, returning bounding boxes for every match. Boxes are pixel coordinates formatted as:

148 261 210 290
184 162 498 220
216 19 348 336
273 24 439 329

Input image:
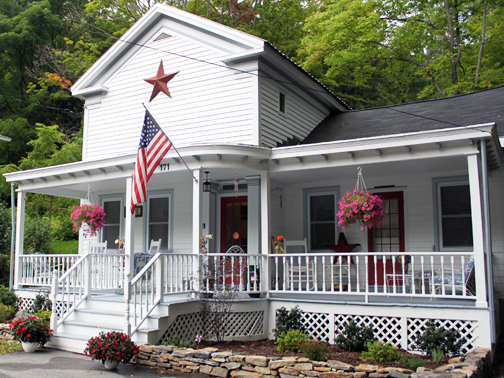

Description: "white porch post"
260 172 270 294
13 190 25 289
467 152 488 307
246 176 261 254
193 169 202 291
125 176 135 279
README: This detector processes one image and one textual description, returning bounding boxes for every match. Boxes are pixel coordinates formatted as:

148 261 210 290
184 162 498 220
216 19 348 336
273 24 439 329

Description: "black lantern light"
203 171 211 192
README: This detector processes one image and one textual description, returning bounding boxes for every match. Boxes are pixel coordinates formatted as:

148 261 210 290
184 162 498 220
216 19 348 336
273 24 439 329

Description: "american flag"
131 111 172 213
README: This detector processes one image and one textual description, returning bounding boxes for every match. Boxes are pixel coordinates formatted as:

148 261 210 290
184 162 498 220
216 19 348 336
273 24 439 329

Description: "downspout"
480 140 496 345
9 184 15 290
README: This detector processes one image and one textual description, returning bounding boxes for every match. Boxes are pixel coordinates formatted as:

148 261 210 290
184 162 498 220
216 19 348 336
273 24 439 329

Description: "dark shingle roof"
303 86 504 144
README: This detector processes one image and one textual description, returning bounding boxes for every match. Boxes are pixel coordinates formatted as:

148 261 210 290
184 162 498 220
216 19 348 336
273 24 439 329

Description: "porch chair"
223 245 247 288
284 239 315 290
89 241 107 254
429 256 475 295
148 239 162 254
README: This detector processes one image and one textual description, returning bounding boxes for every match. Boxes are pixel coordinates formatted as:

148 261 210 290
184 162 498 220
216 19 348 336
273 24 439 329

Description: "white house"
4 3 504 355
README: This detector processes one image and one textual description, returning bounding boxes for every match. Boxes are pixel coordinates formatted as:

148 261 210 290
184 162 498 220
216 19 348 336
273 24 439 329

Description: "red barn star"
144 60 179 102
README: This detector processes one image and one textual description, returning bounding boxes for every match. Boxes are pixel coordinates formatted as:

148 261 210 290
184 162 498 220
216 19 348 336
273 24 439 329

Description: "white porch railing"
269 252 476 301
19 254 79 286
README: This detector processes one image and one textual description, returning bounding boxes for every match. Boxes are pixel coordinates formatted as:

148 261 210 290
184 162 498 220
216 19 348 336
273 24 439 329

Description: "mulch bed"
198 339 443 370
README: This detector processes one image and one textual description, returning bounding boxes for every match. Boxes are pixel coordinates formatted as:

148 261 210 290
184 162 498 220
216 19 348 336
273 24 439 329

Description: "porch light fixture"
203 171 212 192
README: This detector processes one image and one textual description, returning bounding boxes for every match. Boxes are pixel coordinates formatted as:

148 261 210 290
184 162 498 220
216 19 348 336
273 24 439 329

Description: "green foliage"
0 201 12 256
0 287 18 309
300 340 329 361
412 320 464 357
0 304 16 323
0 340 23 354
335 320 376 352
51 218 78 241
361 341 401 362
398 355 425 370
24 218 52 254
0 255 10 288
431 347 445 364
85 331 139 364
34 310 52 326
30 293 52 315
276 330 309 353
49 240 79 254
10 316 52 344
273 306 305 338
162 334 193 348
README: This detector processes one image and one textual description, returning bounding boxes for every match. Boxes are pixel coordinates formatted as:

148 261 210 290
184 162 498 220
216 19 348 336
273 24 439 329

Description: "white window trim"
433 176 472 252
303 186 340 252
144 189 174 252
99 194 124 252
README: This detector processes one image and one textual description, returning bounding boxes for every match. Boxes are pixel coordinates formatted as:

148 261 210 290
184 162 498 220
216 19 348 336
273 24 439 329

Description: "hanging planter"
337 167 386 231
70 204 106 237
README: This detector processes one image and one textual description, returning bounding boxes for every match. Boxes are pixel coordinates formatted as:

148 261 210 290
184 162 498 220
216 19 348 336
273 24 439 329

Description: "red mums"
10 317 52 345
84 331 138 365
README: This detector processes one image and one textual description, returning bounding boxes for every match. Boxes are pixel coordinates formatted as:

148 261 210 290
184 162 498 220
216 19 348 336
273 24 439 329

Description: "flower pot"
103 360 119 370
22 341 39 353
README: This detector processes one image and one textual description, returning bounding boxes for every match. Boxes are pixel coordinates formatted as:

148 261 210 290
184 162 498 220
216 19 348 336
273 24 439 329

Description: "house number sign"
158 163 169 171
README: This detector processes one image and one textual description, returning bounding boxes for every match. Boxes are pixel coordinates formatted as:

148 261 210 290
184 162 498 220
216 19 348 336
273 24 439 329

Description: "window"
434 177 473 250
146 191 172 251
279 92 286 113
304 187 339 250
101 199 123 250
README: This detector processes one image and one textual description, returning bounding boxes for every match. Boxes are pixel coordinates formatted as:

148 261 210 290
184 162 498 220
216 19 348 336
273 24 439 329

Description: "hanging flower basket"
70 204 106 238
337 190 385 231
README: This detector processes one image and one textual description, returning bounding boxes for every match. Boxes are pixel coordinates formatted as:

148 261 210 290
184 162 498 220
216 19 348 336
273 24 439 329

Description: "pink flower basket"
337 190 386 231
70 204 106 238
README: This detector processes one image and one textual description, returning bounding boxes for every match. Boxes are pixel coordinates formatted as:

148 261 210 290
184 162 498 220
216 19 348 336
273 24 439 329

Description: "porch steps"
48 294 185 353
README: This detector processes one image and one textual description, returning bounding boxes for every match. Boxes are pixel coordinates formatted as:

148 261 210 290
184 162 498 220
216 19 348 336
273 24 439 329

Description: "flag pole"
142 103 198 183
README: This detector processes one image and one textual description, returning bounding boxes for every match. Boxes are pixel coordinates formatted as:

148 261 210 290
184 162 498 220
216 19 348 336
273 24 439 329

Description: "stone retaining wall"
136 345 491 378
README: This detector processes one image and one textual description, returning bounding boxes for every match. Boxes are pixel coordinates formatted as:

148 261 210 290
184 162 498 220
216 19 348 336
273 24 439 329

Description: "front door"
367 191 405 286
220 196 248 253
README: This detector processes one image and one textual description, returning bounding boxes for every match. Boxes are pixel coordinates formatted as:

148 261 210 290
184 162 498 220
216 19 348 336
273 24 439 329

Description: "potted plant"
70 204 106 238
10 317 53 352
274 235 285 253
337 190 386 231
84 331 139 370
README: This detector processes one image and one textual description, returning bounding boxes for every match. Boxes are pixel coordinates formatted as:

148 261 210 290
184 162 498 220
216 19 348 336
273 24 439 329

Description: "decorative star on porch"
144 60 179 102
327 233 360 264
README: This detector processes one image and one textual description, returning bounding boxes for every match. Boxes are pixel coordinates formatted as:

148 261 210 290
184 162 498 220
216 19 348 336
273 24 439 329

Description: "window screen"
440 184 473 248
149 197 169 250
309 194 335 250
103 200 121 249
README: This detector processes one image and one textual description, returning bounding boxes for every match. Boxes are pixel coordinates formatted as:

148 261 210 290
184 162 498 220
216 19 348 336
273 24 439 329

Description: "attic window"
153 33 173 42
279 92 286 113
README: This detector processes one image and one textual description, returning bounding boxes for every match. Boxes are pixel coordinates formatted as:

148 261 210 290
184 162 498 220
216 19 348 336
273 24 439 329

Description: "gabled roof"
303 86 504 144
70 4 348 111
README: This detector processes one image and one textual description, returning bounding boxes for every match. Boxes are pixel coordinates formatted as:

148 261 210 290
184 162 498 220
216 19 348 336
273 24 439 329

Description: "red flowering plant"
10 317 53 345
337 191 386 231
84 331 139 364
274 235 285 253
70 204 106 238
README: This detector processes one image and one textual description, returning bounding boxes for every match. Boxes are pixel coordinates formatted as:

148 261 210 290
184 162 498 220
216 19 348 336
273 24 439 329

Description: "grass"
50 240 79 254
0 340 23 354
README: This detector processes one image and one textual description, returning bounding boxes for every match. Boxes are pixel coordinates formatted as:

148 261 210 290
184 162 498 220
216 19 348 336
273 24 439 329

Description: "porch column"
193 169 203 291
260 172 270 294
125 176 135 278
467 152 488 307
246 176 260 254
13 189 25 289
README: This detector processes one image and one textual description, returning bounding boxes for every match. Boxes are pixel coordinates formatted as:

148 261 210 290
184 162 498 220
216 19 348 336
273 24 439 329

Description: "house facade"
4 4 504 355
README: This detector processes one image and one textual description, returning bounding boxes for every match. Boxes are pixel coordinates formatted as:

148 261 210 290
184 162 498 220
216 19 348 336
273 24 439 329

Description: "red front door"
367 191 405 286
220 196 248 253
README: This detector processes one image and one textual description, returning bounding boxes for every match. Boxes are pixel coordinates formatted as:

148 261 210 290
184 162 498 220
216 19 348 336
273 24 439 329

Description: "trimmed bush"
361 341 401 362
412 320 464 357
335 320 375 352
0 304 15 323
273 306 305 338
276 330 309 353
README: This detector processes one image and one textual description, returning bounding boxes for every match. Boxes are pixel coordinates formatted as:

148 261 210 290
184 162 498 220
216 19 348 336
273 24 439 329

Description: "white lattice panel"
335 314 402 347
302 312 330 342
407 318 478 354
161 312 203 344
17 297 34 312
225 311 264 337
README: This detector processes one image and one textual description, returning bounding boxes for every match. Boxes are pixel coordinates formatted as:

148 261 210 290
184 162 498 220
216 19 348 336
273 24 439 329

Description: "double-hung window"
304 187 339 251
101 197 123 250
146 190 172 251
434 177 473 251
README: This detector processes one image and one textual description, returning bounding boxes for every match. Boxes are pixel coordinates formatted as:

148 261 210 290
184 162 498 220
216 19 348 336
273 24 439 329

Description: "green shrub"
0 201 11 255
0 256 10 288
0 286 18 309
0 304 15 323
273 306 305 338
24 218 52 254
335 320 375 352
431 347 445 364
412 320 464 357
30 293 51 315
50 218 78 241
276 330 309 352
162 334 193 348
34 310 52 326
300 340 330 361
361 341 401 362
398 355 425 370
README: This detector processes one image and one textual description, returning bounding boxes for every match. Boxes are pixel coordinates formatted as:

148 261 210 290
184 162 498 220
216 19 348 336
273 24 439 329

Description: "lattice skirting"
160 311 265 344
17 296 67 317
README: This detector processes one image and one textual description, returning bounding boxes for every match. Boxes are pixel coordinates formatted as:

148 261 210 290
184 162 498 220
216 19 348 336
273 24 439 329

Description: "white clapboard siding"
84 27 257 161
259 65 329 147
